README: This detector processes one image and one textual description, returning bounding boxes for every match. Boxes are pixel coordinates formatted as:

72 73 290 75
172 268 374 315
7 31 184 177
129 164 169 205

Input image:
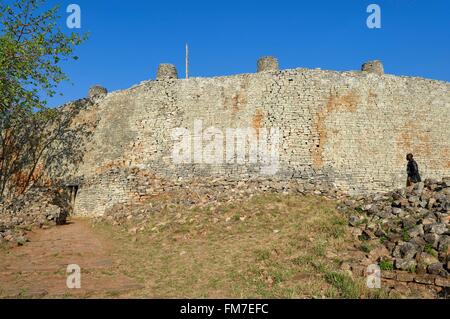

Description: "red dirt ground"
0 218 144 298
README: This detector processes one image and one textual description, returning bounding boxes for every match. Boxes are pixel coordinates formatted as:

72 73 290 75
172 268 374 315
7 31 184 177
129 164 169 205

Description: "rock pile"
342 178 449 278
0 187 70 245
98 175 341 226
88 85 108 100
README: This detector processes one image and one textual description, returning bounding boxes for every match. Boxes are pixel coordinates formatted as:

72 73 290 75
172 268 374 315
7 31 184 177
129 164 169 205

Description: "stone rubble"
96 175 341 226
340 177 449 297
0 187 70 246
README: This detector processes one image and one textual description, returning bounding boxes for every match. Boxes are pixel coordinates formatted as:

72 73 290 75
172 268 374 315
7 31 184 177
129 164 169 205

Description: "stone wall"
58 62 449 216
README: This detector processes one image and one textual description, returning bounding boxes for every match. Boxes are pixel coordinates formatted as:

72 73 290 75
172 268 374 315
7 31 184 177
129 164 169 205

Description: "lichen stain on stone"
444 149 450 169
222 79 249 113
312 90 360 168
396 121 431 164
252 109 264 137
430 147 450 169
10 162 52 194
395 120 447 169
231 93 247 112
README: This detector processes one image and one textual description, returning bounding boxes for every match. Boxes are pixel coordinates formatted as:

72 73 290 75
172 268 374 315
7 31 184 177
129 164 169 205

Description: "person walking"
406 153 421 187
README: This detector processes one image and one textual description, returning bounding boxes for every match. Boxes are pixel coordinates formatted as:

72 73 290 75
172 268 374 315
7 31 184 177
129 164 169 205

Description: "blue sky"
34 1 450 106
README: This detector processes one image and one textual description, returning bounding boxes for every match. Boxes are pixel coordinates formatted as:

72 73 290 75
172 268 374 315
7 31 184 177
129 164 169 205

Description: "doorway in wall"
67 184 79 214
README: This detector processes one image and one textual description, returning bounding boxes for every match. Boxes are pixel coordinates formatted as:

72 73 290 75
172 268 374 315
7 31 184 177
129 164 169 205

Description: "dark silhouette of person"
406 153 421 187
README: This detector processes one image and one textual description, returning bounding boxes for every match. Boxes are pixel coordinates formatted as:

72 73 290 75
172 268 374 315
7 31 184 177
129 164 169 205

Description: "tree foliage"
0 0 88 199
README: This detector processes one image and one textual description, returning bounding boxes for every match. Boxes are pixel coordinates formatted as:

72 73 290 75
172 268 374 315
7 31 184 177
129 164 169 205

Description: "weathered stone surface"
409 225 424 238
156 63 178 80
257 56 279 72
435 277 450 287
381 271 396 279
417 252 439 267
438 235 450 252
361 60 384 75
427 263 448 276
400 242 418 260
395 258 417 271
347 178 450 288
414 274 436 285
0 187 72 244
430 223 448 235
396 272 414 282
403 218 417 229
88 85 108 99
424 233 440 247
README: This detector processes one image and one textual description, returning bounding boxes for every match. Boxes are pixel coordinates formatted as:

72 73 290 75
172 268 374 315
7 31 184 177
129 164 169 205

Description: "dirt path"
0 218 143 298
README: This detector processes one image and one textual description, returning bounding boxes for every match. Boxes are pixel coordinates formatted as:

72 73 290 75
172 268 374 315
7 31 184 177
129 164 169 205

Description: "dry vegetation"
92 194 390 298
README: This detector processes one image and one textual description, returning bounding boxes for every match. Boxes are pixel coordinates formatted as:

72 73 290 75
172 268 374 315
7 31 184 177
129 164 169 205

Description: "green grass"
379 235 388 244
254 249 271 262
360 243 372 253
379 259 394 271
401 229 411 242
424 244 438 257
407 265 416 274
324 271 359 299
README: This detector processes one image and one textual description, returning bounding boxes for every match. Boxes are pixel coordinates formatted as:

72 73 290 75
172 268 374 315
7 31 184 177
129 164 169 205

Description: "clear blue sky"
43 0 449 107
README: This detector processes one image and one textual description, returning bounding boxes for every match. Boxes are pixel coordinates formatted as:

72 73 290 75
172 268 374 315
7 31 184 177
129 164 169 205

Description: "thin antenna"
185 43 189 79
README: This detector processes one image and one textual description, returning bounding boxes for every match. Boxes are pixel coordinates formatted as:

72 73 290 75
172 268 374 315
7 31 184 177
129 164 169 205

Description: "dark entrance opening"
66 184 79 214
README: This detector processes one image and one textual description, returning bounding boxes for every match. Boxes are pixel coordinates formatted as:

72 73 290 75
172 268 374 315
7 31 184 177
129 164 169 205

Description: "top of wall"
127 68 450 97
71 59 450 108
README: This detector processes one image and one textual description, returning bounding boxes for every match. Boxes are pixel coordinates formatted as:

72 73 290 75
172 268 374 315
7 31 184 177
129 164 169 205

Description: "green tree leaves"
0 0 88 198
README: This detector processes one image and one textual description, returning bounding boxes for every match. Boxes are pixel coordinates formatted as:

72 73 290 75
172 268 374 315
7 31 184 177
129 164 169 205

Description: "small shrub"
407 265 416 274
401 229 410 242
424 244 438 257
379 235 388 244
379 259 393 271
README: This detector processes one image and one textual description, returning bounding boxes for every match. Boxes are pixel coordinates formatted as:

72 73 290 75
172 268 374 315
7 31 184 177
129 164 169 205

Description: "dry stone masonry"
341 177 450 296
156 63 178 80
257 56 280 72
45 57 449 217
361 60 384 76
88 85 108 100
0 187 71 245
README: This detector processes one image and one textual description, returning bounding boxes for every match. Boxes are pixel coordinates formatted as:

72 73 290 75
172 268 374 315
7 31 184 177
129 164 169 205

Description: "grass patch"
401 229 411 242
91 193 386 299
324 271 359 299
379 235 388 244
379 259 394 271
407 265 416 274
360 243 372 253
424 244 438 257
254 249 271 262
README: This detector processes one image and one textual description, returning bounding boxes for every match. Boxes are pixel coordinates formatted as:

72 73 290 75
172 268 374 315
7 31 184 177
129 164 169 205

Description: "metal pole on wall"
185 43 189 79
